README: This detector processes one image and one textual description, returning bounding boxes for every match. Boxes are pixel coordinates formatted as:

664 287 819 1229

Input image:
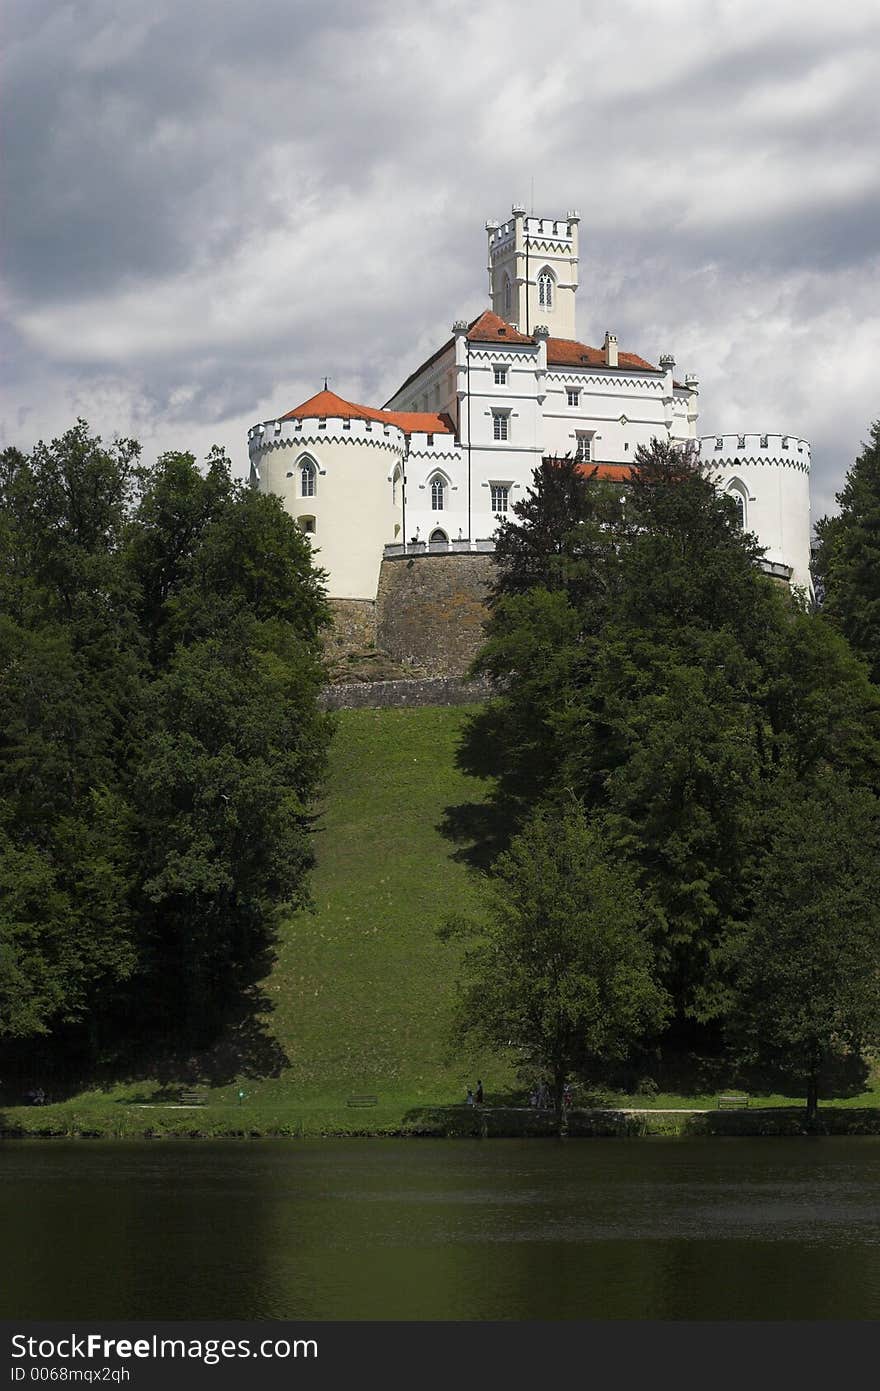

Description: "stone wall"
375 551 495 678
320 675 494 710
324 597 377 656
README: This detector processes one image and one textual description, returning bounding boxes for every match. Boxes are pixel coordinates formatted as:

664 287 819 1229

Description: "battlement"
699 433 811 470
248 414 415 457
487 207 580 258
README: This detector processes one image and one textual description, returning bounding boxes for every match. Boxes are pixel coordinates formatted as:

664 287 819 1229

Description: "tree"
444 806 669 1124
724 770 880 1127
0 424 332 1056
814 420 880 684
457 438 880 1028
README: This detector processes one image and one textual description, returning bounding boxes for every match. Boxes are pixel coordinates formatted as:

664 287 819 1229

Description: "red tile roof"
544 456 635 483
386 310 661 403
279 388 453 434
466 309 533 345
579 463 635 482
545 338 657 372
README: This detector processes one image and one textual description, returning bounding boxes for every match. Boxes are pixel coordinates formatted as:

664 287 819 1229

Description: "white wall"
700 433 812 592
249 417 406 600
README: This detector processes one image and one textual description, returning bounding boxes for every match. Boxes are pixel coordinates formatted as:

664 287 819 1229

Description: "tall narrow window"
493 411 509 441
491 484 509 514
503 273 512 315
538 269 554 308
300 459 316 497
430 475 445 510
575 433 593 462
727 484 747 530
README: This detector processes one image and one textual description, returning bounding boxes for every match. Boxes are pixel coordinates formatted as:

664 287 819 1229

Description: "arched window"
429 528 448 544
299 457 317 498
538 269 554 309
726 481 747 530
430 475 445 510
503 273 512 315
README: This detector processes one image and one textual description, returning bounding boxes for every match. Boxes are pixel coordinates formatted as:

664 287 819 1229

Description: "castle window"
427 434 434 445
491 484 510 514
493 411 510 441
715 437 723 449
430 475 445 510
503 273 512 315
760 434 768 448
737 435 745 448
300 459 317 498
494 365 508 385
298 515 316 535
575 432 593 462
567 387 580 407
538 269 554 309
318 419 326 429
726 482 747 530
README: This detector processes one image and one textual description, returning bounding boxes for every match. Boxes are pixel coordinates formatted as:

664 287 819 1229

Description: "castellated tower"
486 206 580 340
699 433 813 594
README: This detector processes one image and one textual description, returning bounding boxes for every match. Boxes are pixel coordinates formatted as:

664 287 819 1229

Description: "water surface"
4 1137 880 1319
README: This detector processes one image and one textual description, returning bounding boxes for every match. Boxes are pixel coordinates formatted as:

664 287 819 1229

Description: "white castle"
248 206 812 608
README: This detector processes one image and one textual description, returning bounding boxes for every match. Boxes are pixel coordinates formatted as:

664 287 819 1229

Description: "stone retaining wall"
375 551 495 678
320 675 493 710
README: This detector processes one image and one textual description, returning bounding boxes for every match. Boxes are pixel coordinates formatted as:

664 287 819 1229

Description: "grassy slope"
1 706 512 1134
6 703 880 1137
256 704 510 1104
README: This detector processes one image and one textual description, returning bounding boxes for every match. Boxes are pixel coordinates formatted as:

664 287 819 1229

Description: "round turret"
698 433 812 592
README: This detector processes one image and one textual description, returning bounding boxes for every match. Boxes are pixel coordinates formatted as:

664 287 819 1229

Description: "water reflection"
3 1138 880 1319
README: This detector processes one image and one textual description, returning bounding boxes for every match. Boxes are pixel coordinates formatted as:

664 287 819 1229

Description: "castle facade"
248 206 812 612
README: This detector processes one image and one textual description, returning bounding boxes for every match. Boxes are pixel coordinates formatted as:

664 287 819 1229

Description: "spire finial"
323 376 328 391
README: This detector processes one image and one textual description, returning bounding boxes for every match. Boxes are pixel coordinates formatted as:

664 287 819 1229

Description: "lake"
4 1137 880 1320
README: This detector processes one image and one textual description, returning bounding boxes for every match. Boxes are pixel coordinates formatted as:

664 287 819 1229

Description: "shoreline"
5 1104 880 1140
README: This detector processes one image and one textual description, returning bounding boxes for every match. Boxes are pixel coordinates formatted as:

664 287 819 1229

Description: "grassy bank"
7 1100 880 1139
6 704 880 1139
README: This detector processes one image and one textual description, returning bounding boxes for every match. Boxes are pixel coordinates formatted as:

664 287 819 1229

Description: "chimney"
604 331 618 368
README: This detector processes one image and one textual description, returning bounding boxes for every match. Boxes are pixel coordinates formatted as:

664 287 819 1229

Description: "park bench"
717 1093 749 1109
178 1089 208 1106
346 1094 378 1107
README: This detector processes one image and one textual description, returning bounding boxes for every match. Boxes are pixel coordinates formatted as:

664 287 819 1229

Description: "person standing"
475 1079 484 1105
465 1087 475 1106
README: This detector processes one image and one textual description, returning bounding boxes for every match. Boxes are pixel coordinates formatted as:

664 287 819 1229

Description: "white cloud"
2 0 878 513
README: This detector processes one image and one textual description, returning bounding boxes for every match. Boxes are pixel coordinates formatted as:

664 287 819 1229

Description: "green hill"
11 701 880 1138
258 703 507 1105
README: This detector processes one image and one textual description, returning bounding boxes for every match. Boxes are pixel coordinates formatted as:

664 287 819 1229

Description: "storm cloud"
3 0 879 517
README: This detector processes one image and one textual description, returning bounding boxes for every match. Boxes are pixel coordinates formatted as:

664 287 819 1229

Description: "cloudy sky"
3 0 879 517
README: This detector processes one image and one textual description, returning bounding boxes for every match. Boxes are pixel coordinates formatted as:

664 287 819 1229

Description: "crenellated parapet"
700 433 811 473
698 432 812 594
248 414 409 460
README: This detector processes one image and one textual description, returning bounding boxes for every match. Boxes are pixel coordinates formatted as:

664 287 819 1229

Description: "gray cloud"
2 0 878 519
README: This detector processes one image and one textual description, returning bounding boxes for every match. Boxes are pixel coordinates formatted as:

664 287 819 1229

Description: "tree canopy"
814 420 880 685
0 422 332 1059
723 769 880 1126
457 440 880 1031
444 805 669 1120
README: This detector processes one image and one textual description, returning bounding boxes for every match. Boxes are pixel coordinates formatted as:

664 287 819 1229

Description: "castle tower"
486 205 580 340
